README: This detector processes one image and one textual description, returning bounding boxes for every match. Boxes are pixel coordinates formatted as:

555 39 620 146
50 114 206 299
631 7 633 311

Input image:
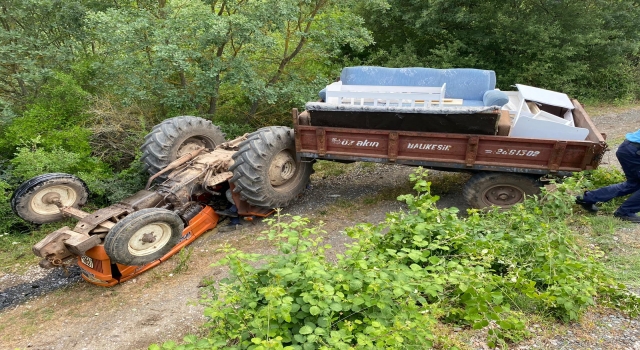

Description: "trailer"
292 99 606 208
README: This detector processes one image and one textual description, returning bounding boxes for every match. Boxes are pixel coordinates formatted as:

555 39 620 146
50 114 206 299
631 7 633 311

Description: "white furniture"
325 81 447 107
504 85 589 141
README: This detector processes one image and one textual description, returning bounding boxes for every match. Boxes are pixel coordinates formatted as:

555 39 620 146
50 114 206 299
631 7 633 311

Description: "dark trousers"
583 140 640 216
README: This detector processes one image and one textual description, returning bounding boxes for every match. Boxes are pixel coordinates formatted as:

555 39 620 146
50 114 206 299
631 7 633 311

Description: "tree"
0 0 105 112
85 0 373 123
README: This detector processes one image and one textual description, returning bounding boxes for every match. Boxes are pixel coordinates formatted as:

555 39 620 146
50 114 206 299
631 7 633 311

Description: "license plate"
80 255 94 269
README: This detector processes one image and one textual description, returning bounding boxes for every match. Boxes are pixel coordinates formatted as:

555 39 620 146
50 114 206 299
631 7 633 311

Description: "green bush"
84 158 148 205
0 72 90 155
0 180 22 235
10 140 110 182
153 169 640 350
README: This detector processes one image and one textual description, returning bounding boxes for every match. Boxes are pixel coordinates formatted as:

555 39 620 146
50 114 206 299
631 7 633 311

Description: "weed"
311 160 352 179
173 247 193 274
429 172 470 194
199 276 217 288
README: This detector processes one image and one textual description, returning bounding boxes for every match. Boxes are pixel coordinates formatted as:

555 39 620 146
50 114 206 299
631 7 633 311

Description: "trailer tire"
141 116 225 181
463 172 541 209
229 126 312 208
104 208 184 266
11 173 89 224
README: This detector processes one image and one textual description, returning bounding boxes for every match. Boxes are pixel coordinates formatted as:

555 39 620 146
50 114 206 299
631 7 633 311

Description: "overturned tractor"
11 116 312 286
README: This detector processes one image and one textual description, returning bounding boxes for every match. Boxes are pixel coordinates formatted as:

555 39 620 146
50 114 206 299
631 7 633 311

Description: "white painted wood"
562 109 575 127
532 110 572 126
515 84 575 109
509 115 589 141
325 83 446 107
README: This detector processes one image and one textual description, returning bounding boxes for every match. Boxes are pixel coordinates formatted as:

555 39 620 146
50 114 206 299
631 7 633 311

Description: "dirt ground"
1 105 640 350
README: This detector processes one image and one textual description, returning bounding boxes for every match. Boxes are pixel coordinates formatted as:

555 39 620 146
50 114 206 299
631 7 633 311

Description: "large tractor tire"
104 208 184 266
463 172 542 209
141 116 225 181
229 126 312 208
11 173 89 224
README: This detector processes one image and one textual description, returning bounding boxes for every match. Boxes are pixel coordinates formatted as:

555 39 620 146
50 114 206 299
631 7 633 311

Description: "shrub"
10 139 110 182
154 169 640 349
0 180 23 235
0 72 90 155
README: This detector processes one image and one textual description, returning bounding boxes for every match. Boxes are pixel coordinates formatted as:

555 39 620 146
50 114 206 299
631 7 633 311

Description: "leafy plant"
152 169 640 350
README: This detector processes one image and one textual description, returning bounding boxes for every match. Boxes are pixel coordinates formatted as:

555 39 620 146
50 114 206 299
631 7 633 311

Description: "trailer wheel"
463 172 541 209
141 116 226 181
229 126 312 208
104 208 184 266
11 173 89 224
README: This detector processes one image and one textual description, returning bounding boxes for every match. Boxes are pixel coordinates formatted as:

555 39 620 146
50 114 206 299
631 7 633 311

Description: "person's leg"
615 188 640 217
583 140 640 204
613 141 640 217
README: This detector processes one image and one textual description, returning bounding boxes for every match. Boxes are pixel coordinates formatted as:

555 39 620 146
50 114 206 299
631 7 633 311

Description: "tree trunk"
247 100 259 122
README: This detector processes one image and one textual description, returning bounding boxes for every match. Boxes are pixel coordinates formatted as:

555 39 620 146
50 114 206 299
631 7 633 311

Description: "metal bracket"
465 136 479 167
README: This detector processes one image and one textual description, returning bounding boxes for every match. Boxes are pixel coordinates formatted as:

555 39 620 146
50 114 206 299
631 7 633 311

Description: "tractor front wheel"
104 208 184 266
11 173 89 224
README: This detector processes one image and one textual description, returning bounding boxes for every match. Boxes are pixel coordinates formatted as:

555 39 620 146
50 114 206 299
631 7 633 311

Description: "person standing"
576 129 640 222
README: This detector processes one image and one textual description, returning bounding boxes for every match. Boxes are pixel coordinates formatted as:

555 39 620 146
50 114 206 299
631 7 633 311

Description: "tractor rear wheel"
104 208 184 266
11 173 89 224
463 172 541 209
229 126 312 208
141 116 225 181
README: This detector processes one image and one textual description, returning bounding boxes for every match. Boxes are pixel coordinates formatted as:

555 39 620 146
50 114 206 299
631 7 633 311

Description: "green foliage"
82 158 147 205
195 212 435 349
0 180 22 235
0 72 91 154
153 169 640 350
0 0 98 108
215 121 256 140
580 167 626 191
10 140 109 182
85 0 372 123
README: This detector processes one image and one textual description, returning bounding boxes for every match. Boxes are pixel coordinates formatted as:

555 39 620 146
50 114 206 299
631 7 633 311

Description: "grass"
172 247 193 274
0 221 71 274
312 160 353 179
584 101 640 117
572 193 640 288
608 251 640 288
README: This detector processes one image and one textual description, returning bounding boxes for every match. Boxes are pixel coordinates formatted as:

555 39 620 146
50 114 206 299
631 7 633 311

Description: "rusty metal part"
229 183 275 217
179 201 204 223
141 232 157 243
117 190 164 211
482 185 524 206
268 151 296 186
215 134 249 150
145 146 206 190
205 171 233 188
70 205 130 235
32 134 253 270
32 226 102 267
42 192 62 206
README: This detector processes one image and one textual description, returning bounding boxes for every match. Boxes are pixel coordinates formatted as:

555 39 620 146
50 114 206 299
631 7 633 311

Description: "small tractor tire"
141 116 225 181
229 126 312 208
11 173 89 224
104 208 184 266
463 172 541 209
